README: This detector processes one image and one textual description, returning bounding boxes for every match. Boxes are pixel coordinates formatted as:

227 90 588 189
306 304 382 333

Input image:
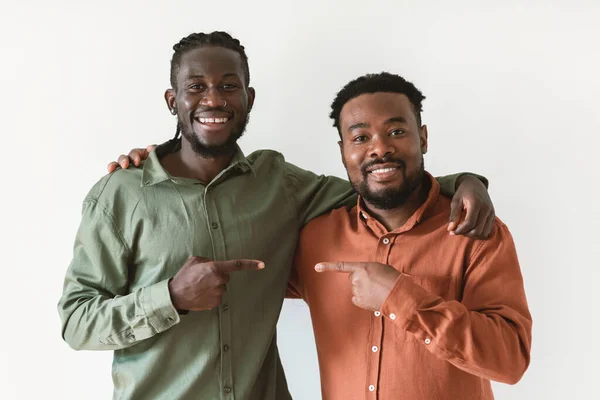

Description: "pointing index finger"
315 262 364 273
214 259 265 273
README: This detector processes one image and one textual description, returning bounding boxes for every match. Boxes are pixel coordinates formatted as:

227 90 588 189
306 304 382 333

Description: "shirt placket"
204 187 234 400
365 232 396 399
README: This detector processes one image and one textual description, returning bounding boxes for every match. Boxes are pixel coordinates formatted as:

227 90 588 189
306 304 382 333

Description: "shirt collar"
141 140 255 187
356 172 441 235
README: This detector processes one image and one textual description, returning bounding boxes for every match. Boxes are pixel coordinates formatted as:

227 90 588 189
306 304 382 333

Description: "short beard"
350 156 425 210
180 113 250 158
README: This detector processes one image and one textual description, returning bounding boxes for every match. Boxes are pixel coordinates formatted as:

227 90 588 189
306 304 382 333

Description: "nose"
200 87 226 108
369 135 396 158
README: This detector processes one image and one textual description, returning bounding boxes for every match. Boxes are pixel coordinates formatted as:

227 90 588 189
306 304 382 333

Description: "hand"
448 175 495 239
315 261 400 311
107 144 156 173
169 256 264 311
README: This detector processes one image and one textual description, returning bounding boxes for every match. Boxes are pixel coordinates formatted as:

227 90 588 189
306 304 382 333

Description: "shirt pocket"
395 274 459 343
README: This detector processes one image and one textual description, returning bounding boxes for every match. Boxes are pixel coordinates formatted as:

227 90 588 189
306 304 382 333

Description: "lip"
192 111 232 130
195 112 231 119
366 163 402 182
193 118 231 133
366 163 402 173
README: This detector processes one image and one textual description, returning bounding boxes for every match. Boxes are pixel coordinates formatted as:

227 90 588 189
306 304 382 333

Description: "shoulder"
294 206 357 274
246 149 286 168
82 168 143 214
427 195 514 251
300 206 357 244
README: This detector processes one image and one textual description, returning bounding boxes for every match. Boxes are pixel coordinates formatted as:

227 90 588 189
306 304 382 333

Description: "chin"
368 181 405 194
195 132 234 146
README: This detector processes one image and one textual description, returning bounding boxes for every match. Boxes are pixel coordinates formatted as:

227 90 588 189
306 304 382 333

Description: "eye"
352 135 368 143
390 129 405 136
188 83 205 91
221 84 238 90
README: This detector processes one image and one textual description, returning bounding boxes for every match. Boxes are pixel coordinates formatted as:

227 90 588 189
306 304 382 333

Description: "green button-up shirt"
58 142 463 400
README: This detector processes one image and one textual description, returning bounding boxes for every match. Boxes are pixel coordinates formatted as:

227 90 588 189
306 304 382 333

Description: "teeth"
371 167 397 174
198 117 229 124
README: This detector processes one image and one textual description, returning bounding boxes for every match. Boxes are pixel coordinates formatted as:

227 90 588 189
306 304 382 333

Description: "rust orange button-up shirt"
289 174 532 400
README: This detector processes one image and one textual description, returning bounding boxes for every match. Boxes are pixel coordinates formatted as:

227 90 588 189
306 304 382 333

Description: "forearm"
59 278 180 350
382 274 531 384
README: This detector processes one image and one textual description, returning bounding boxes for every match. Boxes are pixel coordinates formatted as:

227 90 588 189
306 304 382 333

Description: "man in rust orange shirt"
290 72 532 400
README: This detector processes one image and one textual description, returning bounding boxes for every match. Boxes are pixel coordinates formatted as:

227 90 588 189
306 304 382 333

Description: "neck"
161 139 236 184
363 176 431 231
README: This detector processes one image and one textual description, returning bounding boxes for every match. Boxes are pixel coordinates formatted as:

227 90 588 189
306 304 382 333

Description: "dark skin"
339 93 430 231
316 92 492 311
162 46 255 183
171 257 264 311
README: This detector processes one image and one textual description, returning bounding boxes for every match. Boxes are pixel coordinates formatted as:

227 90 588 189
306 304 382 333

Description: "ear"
338 140 347 168
419 124 428 154
247 87 256 112
164 89 176 113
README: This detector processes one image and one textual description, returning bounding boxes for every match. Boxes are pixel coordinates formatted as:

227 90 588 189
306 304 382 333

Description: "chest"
123 174 298 289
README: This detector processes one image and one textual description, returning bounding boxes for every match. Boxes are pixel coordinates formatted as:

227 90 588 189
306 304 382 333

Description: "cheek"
343 148 365 178
177 94 200 113
181 96 196 109
229 93 248 112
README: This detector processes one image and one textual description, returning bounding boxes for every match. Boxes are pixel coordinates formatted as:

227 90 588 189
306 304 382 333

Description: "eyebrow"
186 73 240 81
347 116 408 132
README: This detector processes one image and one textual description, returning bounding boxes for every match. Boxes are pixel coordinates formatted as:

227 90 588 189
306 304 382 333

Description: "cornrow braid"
169 31 251 141
170 31 250 90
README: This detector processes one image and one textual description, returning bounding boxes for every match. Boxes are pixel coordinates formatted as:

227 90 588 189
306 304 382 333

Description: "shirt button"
222 304 229 311
382 237 390 245
224 386 232 393
223 344 230 352
389 313 396 320
128 333 136 341
372 345 378 353
166 317 174 323
368 384 375 392
374 311 381 317
425 338 431 345
211 222 219 229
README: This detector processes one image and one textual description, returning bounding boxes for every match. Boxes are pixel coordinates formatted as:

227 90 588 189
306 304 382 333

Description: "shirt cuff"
142 279 181 332
380 274 431 329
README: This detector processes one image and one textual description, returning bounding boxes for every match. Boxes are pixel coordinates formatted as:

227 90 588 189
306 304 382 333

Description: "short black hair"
329 72 426 138
170 31 250 89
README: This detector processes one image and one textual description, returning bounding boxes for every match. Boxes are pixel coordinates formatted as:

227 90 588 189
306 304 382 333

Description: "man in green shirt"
59 31 495 400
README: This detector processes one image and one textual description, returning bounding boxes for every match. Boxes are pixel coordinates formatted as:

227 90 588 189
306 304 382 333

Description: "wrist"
455 173 480 189
168 278 189 315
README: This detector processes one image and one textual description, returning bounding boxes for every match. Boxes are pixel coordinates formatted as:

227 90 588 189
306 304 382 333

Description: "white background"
1 1 599 399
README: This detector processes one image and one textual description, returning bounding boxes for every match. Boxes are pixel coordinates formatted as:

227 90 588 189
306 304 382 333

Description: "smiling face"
165 46 255 157
339 92 428 210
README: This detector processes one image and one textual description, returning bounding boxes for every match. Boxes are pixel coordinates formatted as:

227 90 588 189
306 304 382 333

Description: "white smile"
369 167 398 175
197 117 230 124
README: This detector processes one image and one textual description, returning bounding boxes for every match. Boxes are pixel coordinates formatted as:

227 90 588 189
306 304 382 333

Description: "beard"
350 155 425 210
179 112 250 158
